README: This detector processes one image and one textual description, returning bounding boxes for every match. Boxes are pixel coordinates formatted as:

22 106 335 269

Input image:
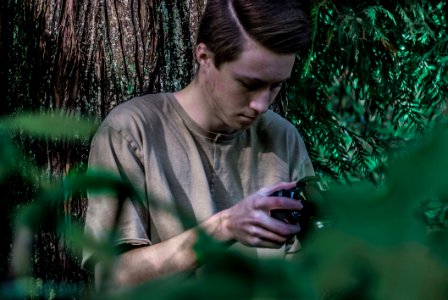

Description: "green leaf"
1 111 98 140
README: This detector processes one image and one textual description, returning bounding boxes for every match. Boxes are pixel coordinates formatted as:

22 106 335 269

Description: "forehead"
226 39 296 83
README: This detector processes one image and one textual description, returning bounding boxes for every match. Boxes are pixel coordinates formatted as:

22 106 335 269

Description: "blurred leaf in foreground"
0 130 18 180
0 111 98 140
295 123 448 299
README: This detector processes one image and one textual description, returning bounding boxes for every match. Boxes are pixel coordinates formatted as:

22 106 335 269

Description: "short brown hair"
197 0 311 68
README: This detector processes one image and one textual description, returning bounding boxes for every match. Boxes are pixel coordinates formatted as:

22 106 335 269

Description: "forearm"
94 181 302 290
96 210 233 289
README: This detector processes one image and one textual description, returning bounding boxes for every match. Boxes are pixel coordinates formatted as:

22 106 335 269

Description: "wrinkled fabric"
82 93 314 272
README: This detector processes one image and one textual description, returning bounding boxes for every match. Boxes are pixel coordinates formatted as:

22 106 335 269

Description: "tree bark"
0 0 206 290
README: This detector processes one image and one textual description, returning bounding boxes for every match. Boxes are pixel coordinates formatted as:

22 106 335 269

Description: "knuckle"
248 236 261 246
246 225 257 236
251 210 264 221
252 197 265 209
257 187 270 196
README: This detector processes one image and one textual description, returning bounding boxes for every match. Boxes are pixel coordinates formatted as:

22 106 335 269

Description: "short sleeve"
81 124 151 272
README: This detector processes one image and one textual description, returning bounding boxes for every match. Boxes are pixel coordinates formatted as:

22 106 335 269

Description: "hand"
219 182 303 248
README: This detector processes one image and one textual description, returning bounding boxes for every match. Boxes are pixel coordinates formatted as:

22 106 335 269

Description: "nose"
249 90 271 115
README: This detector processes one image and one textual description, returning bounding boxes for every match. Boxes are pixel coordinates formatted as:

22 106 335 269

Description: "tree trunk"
0 0 206 291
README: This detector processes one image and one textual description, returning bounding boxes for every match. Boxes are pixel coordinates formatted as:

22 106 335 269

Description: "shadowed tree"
0 0 206 290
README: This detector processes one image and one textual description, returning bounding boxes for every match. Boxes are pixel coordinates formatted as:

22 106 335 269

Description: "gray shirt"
82 93 314 272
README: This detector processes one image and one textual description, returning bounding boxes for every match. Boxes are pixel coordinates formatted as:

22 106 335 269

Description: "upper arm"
82 124 151 273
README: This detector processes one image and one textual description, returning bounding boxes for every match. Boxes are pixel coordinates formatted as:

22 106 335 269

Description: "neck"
174 79 234 134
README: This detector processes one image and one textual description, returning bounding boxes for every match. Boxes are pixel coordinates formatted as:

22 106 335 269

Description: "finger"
241 228 292 248
254 196 303 211
271 197 303 210
253 213 301 236
242 237 284 249
256 181 297 196
252 239 286 249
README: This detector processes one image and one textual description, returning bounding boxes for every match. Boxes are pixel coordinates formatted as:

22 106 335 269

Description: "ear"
195 43 214 68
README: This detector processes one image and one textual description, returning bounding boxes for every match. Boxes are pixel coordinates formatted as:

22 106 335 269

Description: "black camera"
270 176 329 241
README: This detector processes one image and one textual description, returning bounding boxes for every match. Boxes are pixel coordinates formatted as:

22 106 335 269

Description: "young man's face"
198 38 296 132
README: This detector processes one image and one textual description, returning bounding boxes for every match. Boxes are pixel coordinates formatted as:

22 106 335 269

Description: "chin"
233 122 253 131
220 116 256 132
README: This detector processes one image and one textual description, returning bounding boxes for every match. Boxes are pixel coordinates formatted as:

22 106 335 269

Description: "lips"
242 111 258 119
239 114 257 125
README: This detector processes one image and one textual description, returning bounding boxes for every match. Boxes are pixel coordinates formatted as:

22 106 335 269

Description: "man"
82 0 314 290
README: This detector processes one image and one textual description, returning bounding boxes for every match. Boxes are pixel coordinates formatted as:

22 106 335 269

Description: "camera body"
270 176 328 240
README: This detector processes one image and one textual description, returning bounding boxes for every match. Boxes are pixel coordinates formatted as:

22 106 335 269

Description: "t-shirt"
82 93 314 272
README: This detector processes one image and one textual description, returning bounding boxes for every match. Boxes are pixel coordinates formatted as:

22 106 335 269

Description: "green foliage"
287 0 448 184
2 112 97 140
0 112 99 297
1 1 448 299
97 122 448 300
1 112 448 299
0 112 97 182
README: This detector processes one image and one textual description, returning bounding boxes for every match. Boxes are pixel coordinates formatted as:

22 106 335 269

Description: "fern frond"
363 6 397 26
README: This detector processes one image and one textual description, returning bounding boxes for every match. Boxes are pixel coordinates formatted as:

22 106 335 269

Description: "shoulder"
250 110 309 154
106 93 171 123
254 110 302 140
92 93 176 148
100 93 176 133
248 110 314 180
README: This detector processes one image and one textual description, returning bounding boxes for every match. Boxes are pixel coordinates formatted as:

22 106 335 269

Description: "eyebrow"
236 76 291 85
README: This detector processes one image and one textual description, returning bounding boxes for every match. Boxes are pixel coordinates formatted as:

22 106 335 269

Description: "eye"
270 82 283 91
237 79 283 92
239 80 262 91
